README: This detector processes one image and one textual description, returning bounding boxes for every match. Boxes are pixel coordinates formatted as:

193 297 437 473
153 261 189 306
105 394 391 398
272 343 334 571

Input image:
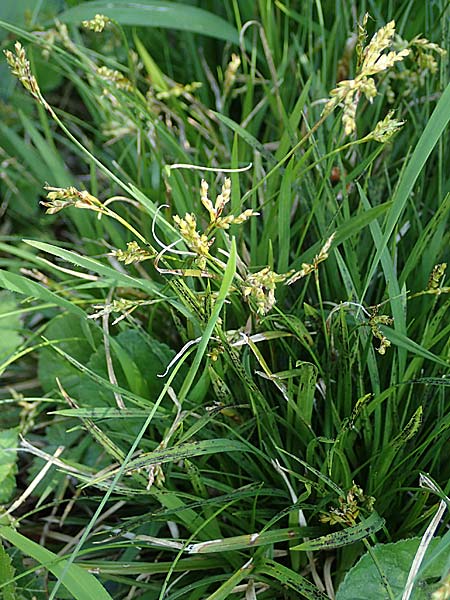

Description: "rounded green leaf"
336 538 447 600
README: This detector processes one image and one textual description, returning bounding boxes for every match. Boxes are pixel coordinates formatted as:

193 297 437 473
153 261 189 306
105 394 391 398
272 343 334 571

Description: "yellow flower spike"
214 177 231 217
321 483 375 526
370 110 405 142
231 208 258 225
362 20 396 72
173 213 212 259
40 184 101 214
200 179 215 222
287 233 335 285
224 53 241 95
4 42 51 111
368 312 394 355
427 263 447 291
97 66 133 91
156 81 202 100
323 18 409 135
112 241 154 265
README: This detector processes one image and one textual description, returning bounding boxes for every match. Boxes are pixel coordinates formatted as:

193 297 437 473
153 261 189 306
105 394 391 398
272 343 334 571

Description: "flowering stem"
314 270 329 353
103 207 151 248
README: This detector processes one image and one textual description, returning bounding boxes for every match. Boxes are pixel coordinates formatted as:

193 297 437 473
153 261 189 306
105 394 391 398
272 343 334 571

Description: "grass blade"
60 1 240 44
258 558 328 599
24 240 162 297
0 270 85 317
0 525 113 600
362 82 450 297
291 512 385 551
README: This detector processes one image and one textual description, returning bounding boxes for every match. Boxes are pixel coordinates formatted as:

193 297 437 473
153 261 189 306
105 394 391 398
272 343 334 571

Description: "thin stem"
241 112 329 204
362 538 396 600
315 270 329 353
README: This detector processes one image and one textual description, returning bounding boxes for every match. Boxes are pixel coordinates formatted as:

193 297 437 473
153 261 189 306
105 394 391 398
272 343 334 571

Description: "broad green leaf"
38 314 175 416
291 512 385 551
0 428 19 504
60 1 240 44
0 542 16 600
336 537 448 600
0 526 113 600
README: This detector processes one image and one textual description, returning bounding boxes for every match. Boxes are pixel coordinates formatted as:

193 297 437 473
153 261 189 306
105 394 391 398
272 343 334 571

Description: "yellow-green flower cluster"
82 14 111 33
97 66 133 91
384 35 446 102
243 267 288 315
224 53 241 95
412 36 447 74
173 213 212 270
427 263 447 291
369 313 393 355
113 241 154 265
42 22 77 55
324 19 409 135
321 483 375 526
156 82 202 100
369 110 405 143
41 185 100 214
4 42 49 110
287 234 335 285
172 178 256 272
200 178 257 229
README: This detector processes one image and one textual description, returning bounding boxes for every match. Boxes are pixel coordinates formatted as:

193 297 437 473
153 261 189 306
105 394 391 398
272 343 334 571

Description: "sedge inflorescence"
173 178 258 271
4 42 50 111
82 14 111 33
242 268 289 316
321 483 375 526
323 16 409 135
40 185 101 214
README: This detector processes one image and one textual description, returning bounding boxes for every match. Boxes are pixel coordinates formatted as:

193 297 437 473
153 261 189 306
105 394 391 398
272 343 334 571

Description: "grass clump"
0 2 449 599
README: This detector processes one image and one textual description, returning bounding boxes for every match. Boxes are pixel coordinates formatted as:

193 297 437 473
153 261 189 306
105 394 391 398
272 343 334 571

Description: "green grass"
0 1 449 599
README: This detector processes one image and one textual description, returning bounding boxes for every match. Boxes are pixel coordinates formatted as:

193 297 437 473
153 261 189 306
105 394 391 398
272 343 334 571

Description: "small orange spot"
330 166 341 185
